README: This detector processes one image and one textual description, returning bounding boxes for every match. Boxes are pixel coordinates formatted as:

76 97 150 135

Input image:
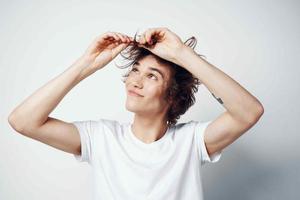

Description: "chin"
125 100 139 112
125 99 149 114
125 106 143 114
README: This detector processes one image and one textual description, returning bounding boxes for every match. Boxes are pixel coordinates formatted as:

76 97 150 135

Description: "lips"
128 90 143 97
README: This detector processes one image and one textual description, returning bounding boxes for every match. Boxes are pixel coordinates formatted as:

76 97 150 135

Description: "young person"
8 27 264 200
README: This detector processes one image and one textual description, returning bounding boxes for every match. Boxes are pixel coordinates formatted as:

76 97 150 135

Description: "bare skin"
8 27 264 158
137 27 264 155
7 31 134 155
124 54 175 144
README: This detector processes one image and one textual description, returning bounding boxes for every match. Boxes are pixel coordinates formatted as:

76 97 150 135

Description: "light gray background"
1 0 299 199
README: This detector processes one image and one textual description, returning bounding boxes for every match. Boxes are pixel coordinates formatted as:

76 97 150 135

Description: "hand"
137 27 185 65
80 32 133 72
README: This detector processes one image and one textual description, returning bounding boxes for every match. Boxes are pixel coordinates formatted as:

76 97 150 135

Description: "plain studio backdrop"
1 0 299 199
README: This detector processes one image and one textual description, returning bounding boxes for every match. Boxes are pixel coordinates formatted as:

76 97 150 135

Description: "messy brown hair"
116 32 206 126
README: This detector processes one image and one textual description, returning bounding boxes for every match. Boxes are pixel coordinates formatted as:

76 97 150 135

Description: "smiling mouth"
128 91 143 97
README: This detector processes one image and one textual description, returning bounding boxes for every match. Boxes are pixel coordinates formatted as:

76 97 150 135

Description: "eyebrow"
134 61 165 79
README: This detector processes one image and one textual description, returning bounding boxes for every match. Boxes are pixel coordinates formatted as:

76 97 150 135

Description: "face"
125 54 174 117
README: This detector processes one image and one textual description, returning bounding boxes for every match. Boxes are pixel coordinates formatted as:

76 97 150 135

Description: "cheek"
147 86 166 99
125 76 133 87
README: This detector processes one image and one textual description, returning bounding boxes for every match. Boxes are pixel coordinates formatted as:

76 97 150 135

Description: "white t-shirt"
72 119 222 200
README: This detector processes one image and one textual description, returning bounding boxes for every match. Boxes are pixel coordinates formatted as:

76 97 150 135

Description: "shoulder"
98 118 120 126
173 120 196 130
73 118 125 132
96 118 132 136
173 120 211 134
171 120 197 138
94 118 128 130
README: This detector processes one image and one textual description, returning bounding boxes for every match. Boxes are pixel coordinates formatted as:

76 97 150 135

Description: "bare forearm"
8 57 93 130
176 47 264 123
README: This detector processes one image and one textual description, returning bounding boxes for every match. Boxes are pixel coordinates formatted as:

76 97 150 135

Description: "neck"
131 113 170 144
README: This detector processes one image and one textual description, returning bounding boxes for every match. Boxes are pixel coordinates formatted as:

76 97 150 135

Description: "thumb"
111 43 129 57
116 43 129 52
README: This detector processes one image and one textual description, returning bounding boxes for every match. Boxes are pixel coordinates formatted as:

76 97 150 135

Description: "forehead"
136 55 173 80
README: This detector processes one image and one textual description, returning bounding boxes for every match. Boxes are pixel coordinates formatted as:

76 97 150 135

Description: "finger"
144 28 164 44
155 27 169 34
150 27 167 39
115 32 128 43
144 29 157 45
112 43 129 57
126 35 134 43
137 33 147 44
120 34 130 43
101 32 116 40
111 33 122 42
143 33 149 44
129 36 134 42
124 34 133 43
103 32 122 42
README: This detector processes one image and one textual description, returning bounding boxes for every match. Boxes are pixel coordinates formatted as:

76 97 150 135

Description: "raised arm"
137 27 264 157
176 46 264 156
8 32 132 155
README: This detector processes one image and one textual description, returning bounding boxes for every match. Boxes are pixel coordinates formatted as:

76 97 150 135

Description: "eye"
129 68 137 75
132 68 138 72
148 73 158 80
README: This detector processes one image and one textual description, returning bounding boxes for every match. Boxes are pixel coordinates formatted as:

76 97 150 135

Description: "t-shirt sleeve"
193 120 222 166
71 120 99 164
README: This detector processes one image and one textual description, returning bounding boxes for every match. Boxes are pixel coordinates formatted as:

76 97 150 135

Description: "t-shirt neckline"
128 123 171 148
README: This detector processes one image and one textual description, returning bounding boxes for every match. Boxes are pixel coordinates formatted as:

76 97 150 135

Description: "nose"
132 75 143 88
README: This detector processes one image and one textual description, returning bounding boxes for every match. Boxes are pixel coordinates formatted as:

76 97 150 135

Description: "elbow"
8 112 42 135
255 102 264 117
232 102 264 125
8 113 26 133
257 104 264 116
248 103 264 124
